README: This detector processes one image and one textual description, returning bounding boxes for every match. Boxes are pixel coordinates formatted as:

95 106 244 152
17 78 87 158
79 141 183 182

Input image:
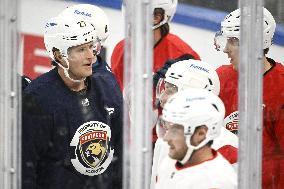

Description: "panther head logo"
84 140 107 167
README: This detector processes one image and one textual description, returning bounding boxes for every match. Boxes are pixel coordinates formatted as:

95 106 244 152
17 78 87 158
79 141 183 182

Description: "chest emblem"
70 121 114 176
224 111 239 135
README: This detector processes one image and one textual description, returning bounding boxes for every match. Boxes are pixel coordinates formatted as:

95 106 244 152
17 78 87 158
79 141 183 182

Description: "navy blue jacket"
22 57 123 189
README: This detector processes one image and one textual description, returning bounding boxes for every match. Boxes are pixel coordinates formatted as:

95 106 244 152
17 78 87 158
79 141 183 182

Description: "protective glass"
214 31 239 52
214 31 227 51
156 79 178 99
156 78 178 107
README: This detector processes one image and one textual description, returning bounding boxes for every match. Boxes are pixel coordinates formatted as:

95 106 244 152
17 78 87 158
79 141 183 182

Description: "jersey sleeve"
274 102 284 152
108 77 123 187
22 93 53 189
274 101 284 188
111 40 125 91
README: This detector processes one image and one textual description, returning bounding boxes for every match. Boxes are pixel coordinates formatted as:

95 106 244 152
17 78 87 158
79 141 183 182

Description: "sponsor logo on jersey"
70 121 114 176
224 111 238 135
105 65 112 73
104 106 115 116
82 98 89 106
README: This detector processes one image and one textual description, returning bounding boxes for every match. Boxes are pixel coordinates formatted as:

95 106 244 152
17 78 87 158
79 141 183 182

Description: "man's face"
66 41 97 80
163 123 188 161
159 82 178 108
223 37 240 71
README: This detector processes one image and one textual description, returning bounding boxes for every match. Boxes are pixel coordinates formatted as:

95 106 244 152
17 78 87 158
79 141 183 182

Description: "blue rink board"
73 0 284 46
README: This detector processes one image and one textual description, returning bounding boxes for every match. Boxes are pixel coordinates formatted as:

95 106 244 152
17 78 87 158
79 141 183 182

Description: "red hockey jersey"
111 33 201 90
217 58 284 189
111 33 200 143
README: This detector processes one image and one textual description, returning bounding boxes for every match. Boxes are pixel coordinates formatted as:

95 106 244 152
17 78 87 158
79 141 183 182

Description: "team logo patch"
70 121 114 176
224 111 239 135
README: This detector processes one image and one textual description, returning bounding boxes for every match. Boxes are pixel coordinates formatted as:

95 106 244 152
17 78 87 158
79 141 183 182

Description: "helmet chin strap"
56 57 85 83
179 135 210 165
152 18 168 30
179 145 194 165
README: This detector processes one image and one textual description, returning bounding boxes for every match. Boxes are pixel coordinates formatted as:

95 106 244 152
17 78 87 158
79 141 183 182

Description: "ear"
194 126 208 145
153 13 163 25
53 50 68 68
53 50 63 62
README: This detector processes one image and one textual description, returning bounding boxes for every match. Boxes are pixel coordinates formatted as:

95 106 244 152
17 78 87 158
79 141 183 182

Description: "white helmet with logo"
162 88 225 164
44 16 99 82
219 7 276 49
59 4 109 45
164 59 220 95
152 0 178 29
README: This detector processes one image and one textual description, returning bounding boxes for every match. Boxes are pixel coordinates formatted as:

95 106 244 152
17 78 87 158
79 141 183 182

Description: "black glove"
153 54 194 89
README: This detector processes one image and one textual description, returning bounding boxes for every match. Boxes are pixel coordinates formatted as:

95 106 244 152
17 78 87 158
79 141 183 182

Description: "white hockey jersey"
151 127 238 189
155 150 237 189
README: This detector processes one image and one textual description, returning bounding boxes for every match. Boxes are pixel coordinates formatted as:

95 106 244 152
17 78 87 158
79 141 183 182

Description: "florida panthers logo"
70 121 114 176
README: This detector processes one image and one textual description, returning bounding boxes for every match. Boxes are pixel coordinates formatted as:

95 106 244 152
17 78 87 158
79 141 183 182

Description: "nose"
223 43 229 53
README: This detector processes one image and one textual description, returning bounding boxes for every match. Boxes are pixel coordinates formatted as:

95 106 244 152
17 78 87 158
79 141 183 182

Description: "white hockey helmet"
162 88 225 163
44 16 98 60
164 59 220 95
218 7 276 50
152 0 178 29
59 4 109 45
44 16 99 82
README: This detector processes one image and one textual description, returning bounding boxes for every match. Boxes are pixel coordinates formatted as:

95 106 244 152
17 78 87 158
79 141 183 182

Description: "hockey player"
22 16 123 189
214 7 284 189
111 0 200 145
58 4 119 88
155 88 237 189
111 0 200 90
151 59 238 188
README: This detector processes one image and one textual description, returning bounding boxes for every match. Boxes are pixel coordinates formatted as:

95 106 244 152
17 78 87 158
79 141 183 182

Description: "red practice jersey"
111 33 200 143
217 58 284 189
111 33 201 90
